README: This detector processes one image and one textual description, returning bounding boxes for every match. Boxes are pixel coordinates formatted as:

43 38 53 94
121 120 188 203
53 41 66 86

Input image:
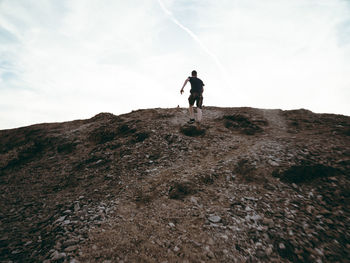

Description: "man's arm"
180 78 190 94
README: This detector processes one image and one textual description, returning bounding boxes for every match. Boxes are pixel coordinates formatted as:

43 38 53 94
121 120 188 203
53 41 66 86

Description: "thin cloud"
157 0 228 81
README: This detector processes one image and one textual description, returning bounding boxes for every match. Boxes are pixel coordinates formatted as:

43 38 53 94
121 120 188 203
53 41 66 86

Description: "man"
180 70 205 124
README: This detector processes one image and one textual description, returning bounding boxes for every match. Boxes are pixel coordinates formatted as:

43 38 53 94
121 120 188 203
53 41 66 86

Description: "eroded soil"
0 107 349 262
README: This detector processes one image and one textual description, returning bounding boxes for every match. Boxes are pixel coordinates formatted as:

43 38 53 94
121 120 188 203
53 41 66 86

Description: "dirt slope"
0 107 349 262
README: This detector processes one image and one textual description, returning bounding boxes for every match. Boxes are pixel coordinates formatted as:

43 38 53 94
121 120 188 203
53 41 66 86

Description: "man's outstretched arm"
180 78 189 94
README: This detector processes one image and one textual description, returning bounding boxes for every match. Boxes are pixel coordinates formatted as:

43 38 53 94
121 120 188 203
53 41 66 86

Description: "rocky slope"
0 107 349 262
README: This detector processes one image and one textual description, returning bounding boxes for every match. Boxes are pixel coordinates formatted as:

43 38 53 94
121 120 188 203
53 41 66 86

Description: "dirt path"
262 109 288 135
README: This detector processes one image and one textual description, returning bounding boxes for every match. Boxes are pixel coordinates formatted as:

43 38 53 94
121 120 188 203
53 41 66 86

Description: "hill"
0 107 349 262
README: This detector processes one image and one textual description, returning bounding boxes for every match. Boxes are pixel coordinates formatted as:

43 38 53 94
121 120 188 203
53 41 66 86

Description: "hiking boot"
187 119 195 124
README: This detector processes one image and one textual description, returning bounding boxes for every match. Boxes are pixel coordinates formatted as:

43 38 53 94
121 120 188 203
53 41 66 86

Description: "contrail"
157 0 227 77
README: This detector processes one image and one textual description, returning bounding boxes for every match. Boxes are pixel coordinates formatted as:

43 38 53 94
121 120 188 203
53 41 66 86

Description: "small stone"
279 243 285 250
245 197 258 201
54 241 62 250
245 206 253 212
292 183 298 189
208 238 215 245
315 248 324 256
204 246 214 258
306 205 314 214
256 249 266 258
208 215 221 223
266 247 273 256
262 218 274 227
168 222 175 228
320 208 331 215
173 246 180 252
51 251 66 260
221 234 228 240
74 203 80 212
269 160 279 166
55 216 66 224
92 245 98 250
325 218 333 225
106 174 114 179
62 220 71 226
255 242 263 248
251 214 262 222
24 241 33 246
65 245 78 252
190 196 198 205
63 239 78 247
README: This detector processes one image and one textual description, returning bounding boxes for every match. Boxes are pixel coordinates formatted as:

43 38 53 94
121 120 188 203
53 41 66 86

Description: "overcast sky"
0 0 349 129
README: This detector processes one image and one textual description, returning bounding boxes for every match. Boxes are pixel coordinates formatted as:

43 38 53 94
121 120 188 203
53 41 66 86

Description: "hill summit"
0 107 349 262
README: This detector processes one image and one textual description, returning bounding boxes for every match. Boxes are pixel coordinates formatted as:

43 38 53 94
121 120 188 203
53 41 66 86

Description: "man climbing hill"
180 70 205 124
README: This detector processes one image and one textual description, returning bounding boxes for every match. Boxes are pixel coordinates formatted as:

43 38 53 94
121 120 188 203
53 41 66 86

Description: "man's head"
191 70 197 77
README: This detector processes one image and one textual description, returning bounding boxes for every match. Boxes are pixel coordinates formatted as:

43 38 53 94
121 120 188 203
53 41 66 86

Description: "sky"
0 0 349 129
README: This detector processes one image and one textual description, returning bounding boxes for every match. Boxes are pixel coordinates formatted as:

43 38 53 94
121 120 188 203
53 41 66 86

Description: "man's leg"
189 105 195 120
188 94 195 123
196 95 203 122
197 108 202 122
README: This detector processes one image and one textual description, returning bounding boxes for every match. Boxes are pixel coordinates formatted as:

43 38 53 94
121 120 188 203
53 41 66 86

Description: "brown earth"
0 107 349 263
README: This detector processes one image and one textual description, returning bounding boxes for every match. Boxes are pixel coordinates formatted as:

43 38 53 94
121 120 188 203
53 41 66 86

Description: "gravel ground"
0 107 349 262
